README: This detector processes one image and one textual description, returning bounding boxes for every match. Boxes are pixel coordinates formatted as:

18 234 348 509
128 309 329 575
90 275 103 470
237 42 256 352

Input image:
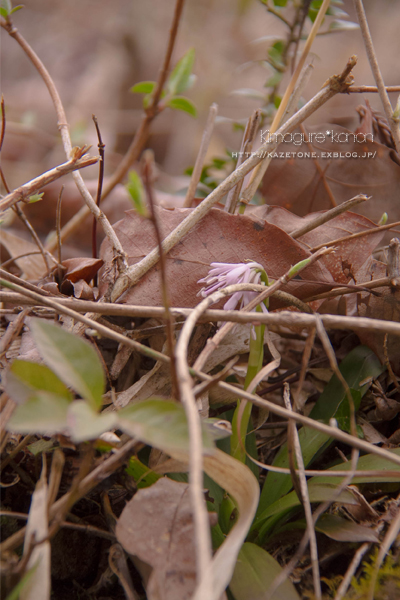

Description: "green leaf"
28 318 105 411
67 401 117 443
0 0 11 17
8 392 70 435
273 0 287 6
166 96 197 118
253 483 357 526
6 359 72 404
10 5 24 14
315 514 379 543
308 448 400 486
5 563 38 600
126 456 162 489
229 542 300 600
117 398 214 455
167 48 195 96
27 193 44 204
126 170 148 216
130 81 156 94
257 347 383 522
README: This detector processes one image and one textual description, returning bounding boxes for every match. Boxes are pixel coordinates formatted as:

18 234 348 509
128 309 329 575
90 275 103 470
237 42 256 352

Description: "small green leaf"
166 96 197 117
126 170 148 216
6 359 72 404
130 81 156 94
27 193 44 204
8 392 70 435
273 0 287 6
10 4 23 14
0 0 11 17
67 401 117 443
229 543 300 600
5 563 38 600
118 398 214 455
126 456 162 489
167 48 195 96
28 318 105 411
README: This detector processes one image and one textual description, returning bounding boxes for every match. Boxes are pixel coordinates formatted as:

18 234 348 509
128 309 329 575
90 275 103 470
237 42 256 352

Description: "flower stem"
231 308 265 463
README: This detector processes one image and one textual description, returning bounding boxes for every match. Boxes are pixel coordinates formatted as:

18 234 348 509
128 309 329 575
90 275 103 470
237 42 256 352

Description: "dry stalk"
239 0 332 205
353 0 400 154
0 151 99 213
183 104 218 208
289 194 369 238
283 383 321 600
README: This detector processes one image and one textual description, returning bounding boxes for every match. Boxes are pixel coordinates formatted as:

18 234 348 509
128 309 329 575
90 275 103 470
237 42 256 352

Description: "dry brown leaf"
99 206 332 307
116 477 197 600
251 205 384 284
0 229 49 279
260 124 400 226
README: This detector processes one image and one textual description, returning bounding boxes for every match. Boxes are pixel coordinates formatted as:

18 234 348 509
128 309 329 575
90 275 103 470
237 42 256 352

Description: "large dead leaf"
99 207 332 307
116 477 197 600
251 205 384 285
260 124 400 226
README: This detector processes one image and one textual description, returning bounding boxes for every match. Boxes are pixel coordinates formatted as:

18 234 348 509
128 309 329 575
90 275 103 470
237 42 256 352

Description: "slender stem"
289 194 368 238
240 0 332 205
142 151 180 401
183 104 218 208
311 218 400 252
353 0 400 154
91 115 105 261
0 151 98 212
347 85 400 93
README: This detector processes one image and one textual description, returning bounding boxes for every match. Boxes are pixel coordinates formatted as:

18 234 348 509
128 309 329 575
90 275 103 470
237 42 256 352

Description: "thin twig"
311 218 400 252
283 383 321 600
56 186 64 285
2 287 400 338
225 109 261 214
183 104 218 208
240 0 334 206
0 17 128 273
47 0 186 252
91 115 105 261
347 85 400 93
110 58 357 302
0 150 99 212
142 151 180 401
353 0 400 154
0 439 137 554
289 194 369 238
367 498 400 600
0 511 116 542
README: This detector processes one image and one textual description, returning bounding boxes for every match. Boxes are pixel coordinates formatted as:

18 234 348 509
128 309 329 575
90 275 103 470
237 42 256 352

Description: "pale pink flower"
197 261 269 314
